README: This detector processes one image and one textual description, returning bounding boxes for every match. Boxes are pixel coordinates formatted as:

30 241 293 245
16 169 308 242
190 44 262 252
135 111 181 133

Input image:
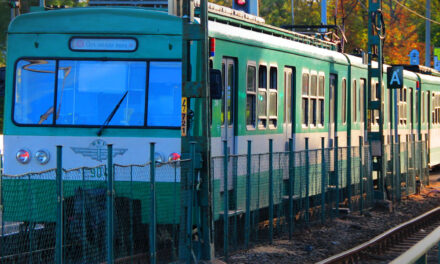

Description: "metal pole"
334 137 339 218
149 143 157 264
426 0 431 67
305 138 310 224
107 144 114 264
321 0 327 32
269 139 274 244
245 140 252 248
291 0 294 27
55 146 63 264
321 137 326 224
359 137 364 214
223 140 229 261
288 138 294 240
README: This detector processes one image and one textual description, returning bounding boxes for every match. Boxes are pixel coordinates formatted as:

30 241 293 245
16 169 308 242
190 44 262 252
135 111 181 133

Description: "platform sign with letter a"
387 66 404 89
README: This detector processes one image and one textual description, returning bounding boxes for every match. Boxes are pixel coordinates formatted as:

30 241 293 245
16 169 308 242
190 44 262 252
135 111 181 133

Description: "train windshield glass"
13 59 181 128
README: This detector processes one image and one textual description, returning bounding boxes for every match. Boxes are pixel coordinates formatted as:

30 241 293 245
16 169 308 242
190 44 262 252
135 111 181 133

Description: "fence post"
334 137 339 218
347 144 352 211
359 137 364 214
149 143 157 264
55 146 63 264
321 137 326 224
245 140 252 249
81 169 86 263
305 138 310 224
0 153 3 260
288 138 294 240
223 140 229 261
107 144 114 264
268 139 274 244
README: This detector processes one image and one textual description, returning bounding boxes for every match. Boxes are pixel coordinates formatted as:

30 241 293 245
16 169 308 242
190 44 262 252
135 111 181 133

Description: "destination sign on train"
70 38 137 51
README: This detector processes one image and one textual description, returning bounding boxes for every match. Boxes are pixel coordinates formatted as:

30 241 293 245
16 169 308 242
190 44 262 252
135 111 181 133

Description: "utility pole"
179 0 213 262
425 0 431 67
321 0 327 32
367 0 386 199
291 0 294 26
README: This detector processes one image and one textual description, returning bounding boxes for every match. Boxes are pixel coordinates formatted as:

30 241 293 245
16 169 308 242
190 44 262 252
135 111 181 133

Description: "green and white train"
2 2 439 221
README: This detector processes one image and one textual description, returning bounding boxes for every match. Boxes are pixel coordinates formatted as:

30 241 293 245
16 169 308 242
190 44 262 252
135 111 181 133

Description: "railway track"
316 206 440 264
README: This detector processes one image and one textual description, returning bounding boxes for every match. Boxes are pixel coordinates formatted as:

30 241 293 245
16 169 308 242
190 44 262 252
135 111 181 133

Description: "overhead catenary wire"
392 0 440 25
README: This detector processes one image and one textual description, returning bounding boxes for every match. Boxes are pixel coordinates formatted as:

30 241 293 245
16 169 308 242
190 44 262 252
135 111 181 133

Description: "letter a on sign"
387 66 404 89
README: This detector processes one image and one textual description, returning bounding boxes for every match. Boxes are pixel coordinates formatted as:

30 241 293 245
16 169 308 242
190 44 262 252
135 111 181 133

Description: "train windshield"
13 59 181 128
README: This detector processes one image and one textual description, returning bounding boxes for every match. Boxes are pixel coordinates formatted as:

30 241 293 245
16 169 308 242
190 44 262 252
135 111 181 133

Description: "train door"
329 74 338 148
221 58 236 155
284 67 295 149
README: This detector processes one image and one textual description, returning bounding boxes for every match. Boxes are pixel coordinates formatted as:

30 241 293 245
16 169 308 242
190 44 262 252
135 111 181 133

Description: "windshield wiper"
97 91 128 136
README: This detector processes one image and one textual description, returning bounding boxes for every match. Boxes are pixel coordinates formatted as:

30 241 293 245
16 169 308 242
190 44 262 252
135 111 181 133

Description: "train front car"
5 8 183 174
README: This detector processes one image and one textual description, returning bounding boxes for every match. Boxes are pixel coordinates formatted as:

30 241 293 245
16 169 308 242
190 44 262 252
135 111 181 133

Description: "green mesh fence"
0 157 185 264
0 141 430 262
212 141 428 259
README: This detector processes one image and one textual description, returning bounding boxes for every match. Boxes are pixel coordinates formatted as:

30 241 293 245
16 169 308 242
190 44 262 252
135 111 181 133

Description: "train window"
14 59 184 128
259 65 267 89
258 65 268 128
14 60 56 125
147 61 181 127
360 79 365 123
353 80 357 123
302 73 309 126
227 63 234 126
311 74 317 126
342 78 346 124
270 67 277 90
269 67 278 128
284 69 293 124
318 75 325 126
246 65 257 128
426 92 429 124
422 92 425 124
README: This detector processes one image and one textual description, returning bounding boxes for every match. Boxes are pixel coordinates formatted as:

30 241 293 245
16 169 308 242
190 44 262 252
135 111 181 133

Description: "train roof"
8 7 181 35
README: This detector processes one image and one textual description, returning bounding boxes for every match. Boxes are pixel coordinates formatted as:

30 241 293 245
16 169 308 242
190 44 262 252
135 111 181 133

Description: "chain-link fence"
212 139 428 260
0 140 430 263
0 145 185 264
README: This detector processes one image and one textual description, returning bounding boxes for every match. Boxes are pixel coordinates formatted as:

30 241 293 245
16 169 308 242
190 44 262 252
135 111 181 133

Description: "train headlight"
35 149 50 165
154 152 164 166
16 149 31 164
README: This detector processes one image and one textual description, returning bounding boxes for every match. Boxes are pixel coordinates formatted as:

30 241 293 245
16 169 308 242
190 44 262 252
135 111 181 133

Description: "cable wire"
392 0 440 25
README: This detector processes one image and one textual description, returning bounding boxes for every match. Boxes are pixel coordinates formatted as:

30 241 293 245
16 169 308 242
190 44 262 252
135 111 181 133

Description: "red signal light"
235 0 246 6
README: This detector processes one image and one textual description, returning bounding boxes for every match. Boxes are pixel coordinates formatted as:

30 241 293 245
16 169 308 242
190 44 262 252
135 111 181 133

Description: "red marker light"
210 38 216 57
236 0 246 6
416 81 420 89
168 152 181 162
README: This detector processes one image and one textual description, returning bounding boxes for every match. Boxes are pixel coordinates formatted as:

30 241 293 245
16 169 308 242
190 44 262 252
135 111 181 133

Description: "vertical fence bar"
107 144 114 264
55 146 63 264
335 137 339 218
0 154 3 260
347 145 352 211
186 142 196 263
149 143 157 264
269 139 274 244
405 140 409 194
321 138 326 224
288 138 294 240
29 174 33 264
359 137 364 214
81 168 86 263
305 139 310 224
223 140 229 261
245 140 251 248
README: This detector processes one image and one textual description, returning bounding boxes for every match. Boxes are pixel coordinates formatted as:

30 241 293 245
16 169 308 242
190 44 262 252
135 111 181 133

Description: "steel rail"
316 206 440 264
390 226 440 264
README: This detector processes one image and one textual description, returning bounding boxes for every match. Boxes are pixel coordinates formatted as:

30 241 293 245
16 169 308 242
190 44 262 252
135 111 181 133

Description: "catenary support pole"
426 0 431 67
107 144 114 264
149 143 157 264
